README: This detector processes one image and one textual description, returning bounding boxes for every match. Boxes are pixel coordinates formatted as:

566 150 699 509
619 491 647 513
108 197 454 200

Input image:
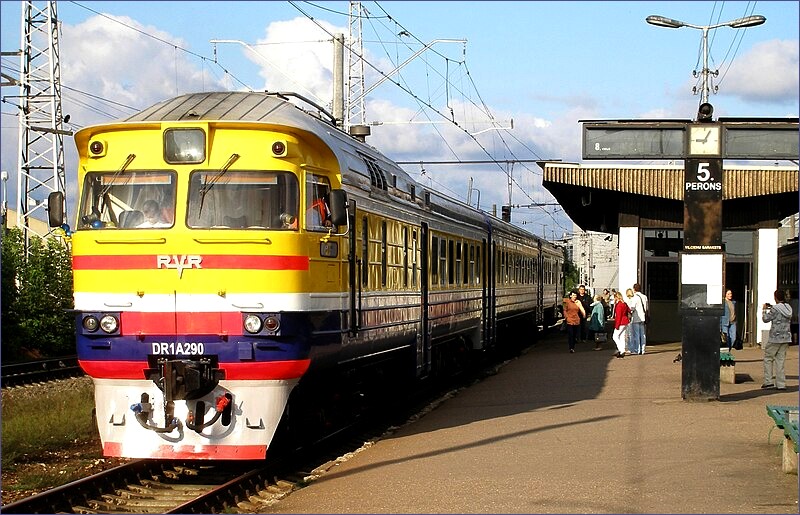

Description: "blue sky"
1 1 797 238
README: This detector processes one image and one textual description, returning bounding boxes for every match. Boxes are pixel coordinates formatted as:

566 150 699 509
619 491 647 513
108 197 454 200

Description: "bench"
766 405 799 474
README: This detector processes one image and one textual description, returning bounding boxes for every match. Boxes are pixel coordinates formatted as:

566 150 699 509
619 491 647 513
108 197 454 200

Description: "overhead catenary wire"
289 1 568 236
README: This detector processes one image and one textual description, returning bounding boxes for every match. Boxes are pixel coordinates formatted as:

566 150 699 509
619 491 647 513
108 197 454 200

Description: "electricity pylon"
346 1 366 129
15 0 70 250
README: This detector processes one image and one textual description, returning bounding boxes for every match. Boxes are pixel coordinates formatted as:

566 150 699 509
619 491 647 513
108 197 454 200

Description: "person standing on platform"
629 283 648 354
612 291 630 358
602 289 612 318
625 288 642 354
563 290 586 354
720 289 737 352
576 284 590 342
761 289 792 390
589 294 606 351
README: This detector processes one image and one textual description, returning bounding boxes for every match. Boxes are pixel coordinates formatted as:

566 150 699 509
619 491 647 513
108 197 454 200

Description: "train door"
536 240 544 325
347 200 358 335
418 222 431 377
482 237 496 347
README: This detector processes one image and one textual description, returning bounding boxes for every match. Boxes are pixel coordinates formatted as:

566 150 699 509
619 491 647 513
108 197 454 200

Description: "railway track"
1 402 404 514
2 330 550 513
1 356 83 387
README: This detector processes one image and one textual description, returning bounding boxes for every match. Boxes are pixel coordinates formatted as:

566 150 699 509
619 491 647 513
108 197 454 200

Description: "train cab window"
187 170 298 229
306 174 333 231
77 171 176 230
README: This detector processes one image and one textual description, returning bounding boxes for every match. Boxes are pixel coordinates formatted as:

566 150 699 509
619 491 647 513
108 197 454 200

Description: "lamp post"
646 14 766 104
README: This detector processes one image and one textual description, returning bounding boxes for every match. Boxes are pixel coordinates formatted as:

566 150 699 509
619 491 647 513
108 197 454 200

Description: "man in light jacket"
761 289 793 390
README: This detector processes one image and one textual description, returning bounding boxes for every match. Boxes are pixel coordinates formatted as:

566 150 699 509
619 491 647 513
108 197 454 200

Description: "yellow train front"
52 91 565 461
62 94 353 459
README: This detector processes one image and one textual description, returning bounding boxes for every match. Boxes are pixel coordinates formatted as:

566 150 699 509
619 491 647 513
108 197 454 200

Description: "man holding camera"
761 290 793 390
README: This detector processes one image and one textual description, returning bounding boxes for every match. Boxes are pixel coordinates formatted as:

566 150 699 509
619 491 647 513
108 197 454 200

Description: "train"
47 91 564 460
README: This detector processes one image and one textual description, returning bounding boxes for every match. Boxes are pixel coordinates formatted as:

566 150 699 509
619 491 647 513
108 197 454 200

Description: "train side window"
381 221 387 288
468 245 475 286
361 216 369 288
493 246 505 285
412 229 418 289
462 242 468 285
431 236 439 287
455 241 462 285
403 226 409 288
476 245 482 285
448 239 455 286
440 238 447 286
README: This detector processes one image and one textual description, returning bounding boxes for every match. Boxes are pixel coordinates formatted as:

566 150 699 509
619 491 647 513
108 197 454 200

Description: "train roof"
108 91 549 247
116 91 421 202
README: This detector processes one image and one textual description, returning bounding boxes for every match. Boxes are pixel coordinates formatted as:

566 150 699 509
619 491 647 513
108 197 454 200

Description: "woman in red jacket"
612 290 630 358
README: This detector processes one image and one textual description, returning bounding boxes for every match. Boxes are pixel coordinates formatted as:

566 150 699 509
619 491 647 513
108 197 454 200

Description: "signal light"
89 140 106 157
82 315 99 332
264 315 280 333
271 140 287 157
501 205 511 222
697 102 714 123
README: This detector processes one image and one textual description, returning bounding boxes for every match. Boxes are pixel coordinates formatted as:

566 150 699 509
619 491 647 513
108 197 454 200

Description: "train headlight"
264 315 280 333
82 315 100 332
243 314 263 334
164 128 205 164
99 314 119 334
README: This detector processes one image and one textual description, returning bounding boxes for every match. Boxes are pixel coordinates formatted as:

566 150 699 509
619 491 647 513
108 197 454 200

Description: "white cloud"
250 17 344 109
718 39 799 104
60 14 226 124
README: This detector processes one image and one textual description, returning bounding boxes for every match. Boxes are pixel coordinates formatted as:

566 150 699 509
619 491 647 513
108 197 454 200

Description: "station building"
540 160 799 344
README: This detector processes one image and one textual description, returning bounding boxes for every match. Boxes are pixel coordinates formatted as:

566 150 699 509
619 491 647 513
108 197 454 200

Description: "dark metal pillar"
680 120 724 400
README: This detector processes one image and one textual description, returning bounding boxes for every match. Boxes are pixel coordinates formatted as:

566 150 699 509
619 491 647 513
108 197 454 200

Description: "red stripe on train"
73 254 309 271
80 359 311 380
119 312 243 335
103 442 268 460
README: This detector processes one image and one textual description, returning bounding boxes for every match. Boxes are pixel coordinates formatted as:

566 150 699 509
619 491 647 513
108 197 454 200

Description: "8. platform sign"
684 158 722 251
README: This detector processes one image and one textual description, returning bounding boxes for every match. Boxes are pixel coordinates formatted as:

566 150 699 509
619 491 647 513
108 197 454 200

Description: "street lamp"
646 14 766 104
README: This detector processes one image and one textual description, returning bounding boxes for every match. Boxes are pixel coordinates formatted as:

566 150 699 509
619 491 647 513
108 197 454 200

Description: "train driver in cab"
138 199 170 228
306 195 332 229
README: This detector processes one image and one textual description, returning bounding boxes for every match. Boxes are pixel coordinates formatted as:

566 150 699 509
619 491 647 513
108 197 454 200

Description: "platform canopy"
539 161 799 233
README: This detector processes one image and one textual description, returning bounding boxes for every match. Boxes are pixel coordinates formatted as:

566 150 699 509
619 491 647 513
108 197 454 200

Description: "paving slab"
262 332 799 514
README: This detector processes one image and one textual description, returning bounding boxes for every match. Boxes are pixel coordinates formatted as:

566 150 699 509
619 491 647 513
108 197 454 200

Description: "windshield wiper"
88 154 135 226
199 153 240 215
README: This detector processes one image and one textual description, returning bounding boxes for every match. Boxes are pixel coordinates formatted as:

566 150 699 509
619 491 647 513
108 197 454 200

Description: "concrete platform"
262 333 799 514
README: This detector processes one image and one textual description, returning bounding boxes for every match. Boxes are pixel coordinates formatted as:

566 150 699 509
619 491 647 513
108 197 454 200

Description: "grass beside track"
2 378 97 482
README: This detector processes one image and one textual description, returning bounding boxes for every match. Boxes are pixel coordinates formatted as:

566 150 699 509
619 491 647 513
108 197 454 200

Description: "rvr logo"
157 255 202 278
